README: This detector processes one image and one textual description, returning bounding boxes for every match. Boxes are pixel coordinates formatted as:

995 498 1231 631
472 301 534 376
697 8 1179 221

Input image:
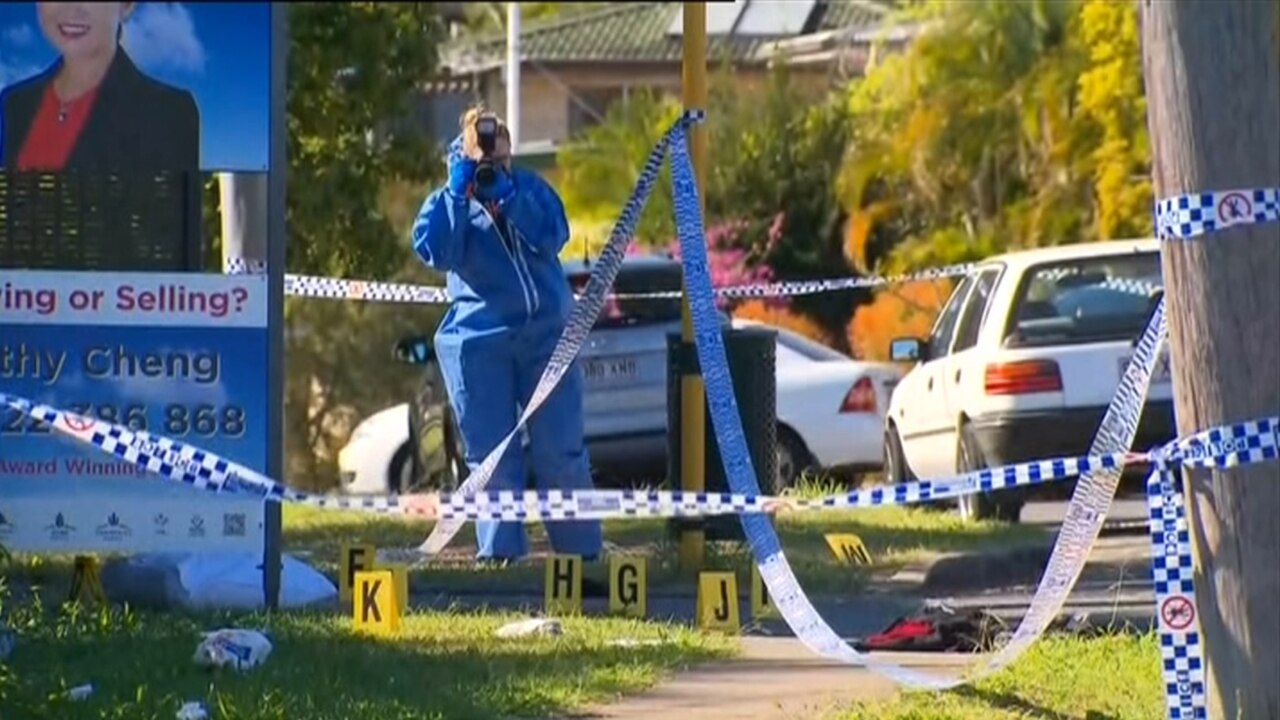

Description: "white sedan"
338 321 902 494
732 319 903 484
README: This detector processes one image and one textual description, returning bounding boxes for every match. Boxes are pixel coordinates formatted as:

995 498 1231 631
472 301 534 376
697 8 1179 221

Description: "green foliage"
555 68 857 343
556 90 683 246
193 6 450 487
705 67 857 342
276 4 451 488
286 3 444 279
460 2 611 36
1075 0 1153 239
840 0 1153 275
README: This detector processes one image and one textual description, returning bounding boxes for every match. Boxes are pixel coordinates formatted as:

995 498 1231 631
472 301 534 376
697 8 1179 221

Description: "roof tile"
445 1 892 72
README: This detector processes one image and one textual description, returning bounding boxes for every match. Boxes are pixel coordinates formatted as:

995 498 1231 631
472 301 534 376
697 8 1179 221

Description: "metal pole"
218 174 269 270
506 2 521 152
262 2 289 611
678 1 707 573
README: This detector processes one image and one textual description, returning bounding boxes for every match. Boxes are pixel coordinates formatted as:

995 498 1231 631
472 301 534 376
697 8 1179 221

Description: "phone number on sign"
1 403 247 439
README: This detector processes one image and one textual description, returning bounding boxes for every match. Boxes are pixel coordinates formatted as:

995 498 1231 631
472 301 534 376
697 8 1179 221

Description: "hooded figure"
411 108 603 562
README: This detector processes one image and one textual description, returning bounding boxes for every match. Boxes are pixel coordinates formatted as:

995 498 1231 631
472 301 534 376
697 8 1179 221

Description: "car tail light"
839 377 878 413
984 360 1063 395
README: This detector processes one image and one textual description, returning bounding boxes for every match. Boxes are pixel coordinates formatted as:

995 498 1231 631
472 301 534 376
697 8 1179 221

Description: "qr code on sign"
223 513 246 537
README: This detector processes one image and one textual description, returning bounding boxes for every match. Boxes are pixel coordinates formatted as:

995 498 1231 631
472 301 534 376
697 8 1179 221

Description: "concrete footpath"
568 638 974 720
564 528 1156 720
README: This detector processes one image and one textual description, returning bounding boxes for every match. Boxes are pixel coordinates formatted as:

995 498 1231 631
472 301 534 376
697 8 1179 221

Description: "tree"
556 89 683 245
1140 2 1280 718
846 279 953 361
704 65 857 346
459 2 608 36
286 3 443 279
555 68 852 344
840 0 1154 279
195 5 452 487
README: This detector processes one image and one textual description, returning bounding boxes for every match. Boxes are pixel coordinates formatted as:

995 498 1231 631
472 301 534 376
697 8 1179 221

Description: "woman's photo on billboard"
0 2 200 173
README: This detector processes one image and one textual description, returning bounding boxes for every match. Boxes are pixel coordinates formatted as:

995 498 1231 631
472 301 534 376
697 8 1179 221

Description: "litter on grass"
495 618 564 639
193 628 273 671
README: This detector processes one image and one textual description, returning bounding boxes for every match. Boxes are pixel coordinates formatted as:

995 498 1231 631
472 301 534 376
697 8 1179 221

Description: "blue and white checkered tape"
212 110 1280 713
2 390 1275 525
44 108 1278 715
227 259 976 303
2 386 1278 705
1155 187 1280 240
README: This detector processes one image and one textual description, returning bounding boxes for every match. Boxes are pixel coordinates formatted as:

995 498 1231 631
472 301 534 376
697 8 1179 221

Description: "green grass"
830 633 1164 720
283 493 1048 596
0 492 1045 602
0 590 734 720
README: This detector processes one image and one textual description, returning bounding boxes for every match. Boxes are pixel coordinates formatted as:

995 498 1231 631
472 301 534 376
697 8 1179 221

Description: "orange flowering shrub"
846 279 954 361
733 300 835 346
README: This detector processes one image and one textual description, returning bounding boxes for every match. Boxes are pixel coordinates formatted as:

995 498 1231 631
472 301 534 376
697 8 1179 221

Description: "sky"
0 2 271 172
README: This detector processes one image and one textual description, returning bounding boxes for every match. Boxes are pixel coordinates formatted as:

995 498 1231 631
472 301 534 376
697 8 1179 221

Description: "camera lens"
475 160 496 187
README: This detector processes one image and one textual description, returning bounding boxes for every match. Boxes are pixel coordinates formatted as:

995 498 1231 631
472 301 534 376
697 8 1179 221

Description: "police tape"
223 257 978 304
1148 184 1279 720
1154 187 1280 240
669 109 1280 708
1 389 1274 527
218 112 1280 712
0 388 1162 516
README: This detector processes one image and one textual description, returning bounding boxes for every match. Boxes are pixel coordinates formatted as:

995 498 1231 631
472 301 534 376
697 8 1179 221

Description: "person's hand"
448 157 477 197
474 167 515 203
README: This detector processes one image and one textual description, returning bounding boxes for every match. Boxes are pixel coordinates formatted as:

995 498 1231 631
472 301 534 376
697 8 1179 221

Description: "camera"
474 116 500 187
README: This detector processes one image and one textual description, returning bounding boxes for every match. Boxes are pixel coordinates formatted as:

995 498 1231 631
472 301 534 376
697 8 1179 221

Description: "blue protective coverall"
411 139 603 561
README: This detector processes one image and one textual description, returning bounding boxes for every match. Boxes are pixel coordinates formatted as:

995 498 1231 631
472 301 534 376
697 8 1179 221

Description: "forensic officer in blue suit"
411 107 603 562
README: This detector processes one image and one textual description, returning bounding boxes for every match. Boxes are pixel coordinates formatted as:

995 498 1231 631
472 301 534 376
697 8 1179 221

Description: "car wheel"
388 442 415 495
884 424 915 485
957 423 1024 523
776 426 813 490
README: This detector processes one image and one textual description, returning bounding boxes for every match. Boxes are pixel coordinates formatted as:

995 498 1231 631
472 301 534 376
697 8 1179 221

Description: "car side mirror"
393 336 435 365
889 337 927 363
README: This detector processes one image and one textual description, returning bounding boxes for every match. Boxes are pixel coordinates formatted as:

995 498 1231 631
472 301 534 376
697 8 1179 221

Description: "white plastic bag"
176 701 209 720
495 618 563 639
178 552 336 610
193 628 272 671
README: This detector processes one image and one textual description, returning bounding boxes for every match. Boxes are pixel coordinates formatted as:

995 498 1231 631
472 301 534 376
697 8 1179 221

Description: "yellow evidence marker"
750 564 778 620
378 563 410 615
69 555 107 606
339 543 376 603
696 571 740 632
545 554 583 615
824 533 872 566
353 569 400 634
609 556 647 618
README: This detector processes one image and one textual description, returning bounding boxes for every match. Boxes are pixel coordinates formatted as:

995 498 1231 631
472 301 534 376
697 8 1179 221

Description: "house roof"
443 1 894 74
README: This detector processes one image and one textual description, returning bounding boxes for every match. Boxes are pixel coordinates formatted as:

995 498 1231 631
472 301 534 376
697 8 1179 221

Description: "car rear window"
1004 251 1163 347
567 265 684 329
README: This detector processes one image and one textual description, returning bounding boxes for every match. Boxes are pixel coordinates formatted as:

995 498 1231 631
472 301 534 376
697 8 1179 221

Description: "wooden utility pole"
1140 2 1280 718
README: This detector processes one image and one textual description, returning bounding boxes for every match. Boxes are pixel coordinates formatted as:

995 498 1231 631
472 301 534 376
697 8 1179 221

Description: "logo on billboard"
0 508 13 539
45 512 76 541
222 513 247 537
96 512 132 542
153 513 170 536
188 514 206 538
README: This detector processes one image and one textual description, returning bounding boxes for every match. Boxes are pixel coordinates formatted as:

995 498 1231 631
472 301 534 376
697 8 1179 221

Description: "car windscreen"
1004 251 1163 347
567 265 684 329
776 328 850 362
